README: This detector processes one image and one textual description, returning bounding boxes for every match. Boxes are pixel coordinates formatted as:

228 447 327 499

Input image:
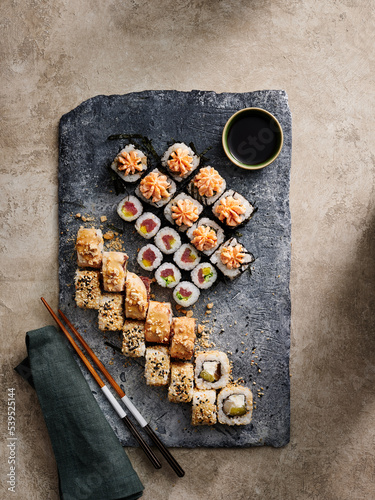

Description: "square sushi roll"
191 389 217 426
144 346 170 386
173 244 201 271
217 385 253 426
111 144 147 183
164 193 203 232
210 237 255 280
117 195 143 222
122 320 146 358
195 350 231 390
98 294 124 331
170 317 196 360
125 272 149 320
101 252 128 292
212 189 255 228
168 362 194 403
135 168 176 208
161 142 200 182
186 217 225 256
144 301 172 344
187 166 226 206
74 270 101 309
135 212 161 239
75 227 103 268
154 227 181 254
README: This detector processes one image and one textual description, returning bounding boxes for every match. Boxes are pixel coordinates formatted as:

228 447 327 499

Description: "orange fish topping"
167 148 193 176
220 244 245 269
193 167 224 197
117 150 143 175
191 225 218 251
139 172 171 203
215 196 246 226
171 199 199 227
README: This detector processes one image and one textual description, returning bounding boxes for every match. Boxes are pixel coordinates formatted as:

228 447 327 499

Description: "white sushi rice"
137 244 163 271
191 262 217 289
187 166 226 206
173 281 200 307
164 193 203 232
212 189 255 227
173 244 201 271
111 144 147 182
135 168 176 207
186 217 225 256
117 195 143 222
217 385 253 426
161 142 200 182
154 227 182 254
210 237 254 279
155 263 181 288
194 351 231 390
135 212 161 239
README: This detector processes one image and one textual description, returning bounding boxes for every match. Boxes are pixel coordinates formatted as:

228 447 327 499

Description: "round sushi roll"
212 190 255 227
154 227 182 254
155 263 181 288
164 193 203 232
187 166 226 206
111 144 147 182
117 195 143 222
186 218 224 256
135 168 176 208
173 244 201 271
173 281 200 307
161 142 200 182
191 263 217 289
210 237 255 280
217 385 253 426
194 350 231 390
135 212 161 239
137 244 163 271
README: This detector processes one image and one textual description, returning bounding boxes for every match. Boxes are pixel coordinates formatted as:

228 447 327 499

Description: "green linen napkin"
22 325 144 500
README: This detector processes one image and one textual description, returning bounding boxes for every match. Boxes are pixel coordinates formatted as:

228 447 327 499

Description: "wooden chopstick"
41 298 162 470
58 308 185 478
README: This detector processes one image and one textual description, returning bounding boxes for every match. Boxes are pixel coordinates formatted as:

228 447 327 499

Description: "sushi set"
58 90 292 447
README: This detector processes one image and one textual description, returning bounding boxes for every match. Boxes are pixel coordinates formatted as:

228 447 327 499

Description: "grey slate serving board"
58 90 291 448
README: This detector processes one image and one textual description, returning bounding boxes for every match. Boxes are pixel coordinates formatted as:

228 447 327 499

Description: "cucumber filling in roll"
222 394 247 417
199 361 221 383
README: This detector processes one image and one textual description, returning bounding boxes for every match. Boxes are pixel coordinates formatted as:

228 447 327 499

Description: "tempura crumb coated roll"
122 320 146 358
102 252 128 292
76 227 103 268
98 294 124 331
145 346 170 386
168 362 194 403
75 270 101 309
191 389 217 426
170 317 196 360
217 385 253 426
144 301 172 343
125 272 149 320
195 350 231 390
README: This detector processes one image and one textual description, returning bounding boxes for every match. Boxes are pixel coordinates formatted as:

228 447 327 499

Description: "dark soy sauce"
227 110 282 165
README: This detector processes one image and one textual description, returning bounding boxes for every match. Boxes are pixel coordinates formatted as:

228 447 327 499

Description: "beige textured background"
1 1 375 499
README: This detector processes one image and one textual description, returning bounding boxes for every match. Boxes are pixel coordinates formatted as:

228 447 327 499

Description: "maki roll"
191 389 217 426
161 143 200 182
144 346 170 386
144 301 172 344
135 168 176 207
217 385 253 426
186 218 224 256
170 317 196 360
164 193 203 232
195 350 231 390
137 244 163 271
98 294 124 332
117 195 143 222
187 166 226 206
173 281 200 307
111 144 147 182
173 244 200 271
125 272 149 320
122 320 146 358
154 227 181 255
191 262 217 289
155 263 181 288
210 237 254 279
102 252 128 292
76 227 103 268
75 270 101 309
212 189 255 227
135 212 161 239
168 362 194 403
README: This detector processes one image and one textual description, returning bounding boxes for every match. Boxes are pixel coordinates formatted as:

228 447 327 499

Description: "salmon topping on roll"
139 172 171 202
193 167 224 197
117 150 143 175
191 225 218 252
171 199 199 227
220 244 246 269
167 148 193 176
214 196 246 226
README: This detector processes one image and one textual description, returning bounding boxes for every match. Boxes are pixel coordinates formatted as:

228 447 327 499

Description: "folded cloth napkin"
15 325 144 500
